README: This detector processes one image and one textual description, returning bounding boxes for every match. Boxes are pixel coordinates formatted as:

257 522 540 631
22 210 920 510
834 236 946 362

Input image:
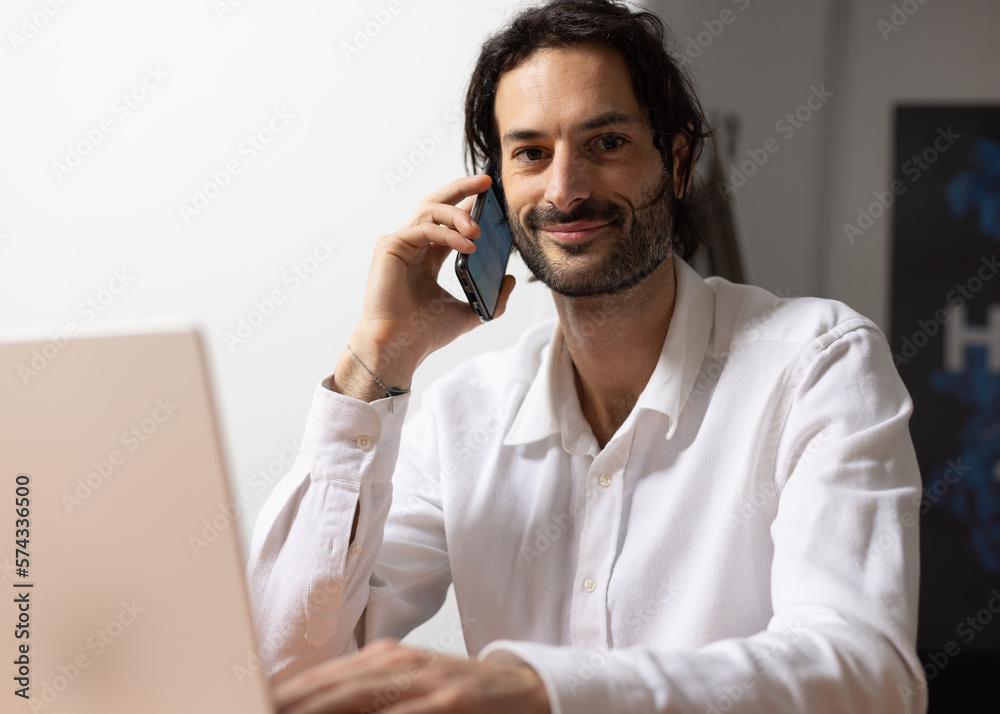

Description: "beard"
507 173 676 298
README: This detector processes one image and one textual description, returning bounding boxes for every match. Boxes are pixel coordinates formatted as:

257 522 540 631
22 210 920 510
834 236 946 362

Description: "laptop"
0 322 274 713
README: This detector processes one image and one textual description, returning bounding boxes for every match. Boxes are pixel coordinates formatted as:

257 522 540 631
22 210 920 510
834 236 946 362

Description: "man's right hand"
331 174 516 403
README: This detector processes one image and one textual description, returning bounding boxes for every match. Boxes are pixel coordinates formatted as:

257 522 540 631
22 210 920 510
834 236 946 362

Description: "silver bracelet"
346 345 410 413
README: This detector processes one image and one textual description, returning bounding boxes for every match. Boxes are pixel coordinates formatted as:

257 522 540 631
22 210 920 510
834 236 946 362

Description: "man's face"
494 42 676 298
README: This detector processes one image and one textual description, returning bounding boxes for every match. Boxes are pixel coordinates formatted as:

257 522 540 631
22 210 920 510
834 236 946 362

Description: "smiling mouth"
541 221 609 243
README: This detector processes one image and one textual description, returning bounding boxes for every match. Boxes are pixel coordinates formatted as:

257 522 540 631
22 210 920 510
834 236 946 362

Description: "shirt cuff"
297 374 411 484
479 640 655 714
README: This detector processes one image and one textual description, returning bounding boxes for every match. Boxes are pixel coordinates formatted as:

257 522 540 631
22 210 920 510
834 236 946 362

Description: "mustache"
523 198 627 231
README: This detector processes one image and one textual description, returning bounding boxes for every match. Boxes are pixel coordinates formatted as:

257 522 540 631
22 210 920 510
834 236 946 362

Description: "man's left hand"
273 638 551 714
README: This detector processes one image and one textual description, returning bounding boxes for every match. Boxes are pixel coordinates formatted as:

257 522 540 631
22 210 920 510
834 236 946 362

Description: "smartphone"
455 159 515 322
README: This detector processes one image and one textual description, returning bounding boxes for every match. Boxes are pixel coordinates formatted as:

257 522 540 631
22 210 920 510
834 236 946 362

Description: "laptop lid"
0 323 273 713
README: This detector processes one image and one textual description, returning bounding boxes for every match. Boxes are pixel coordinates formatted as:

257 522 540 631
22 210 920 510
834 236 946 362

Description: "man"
247 1 926 712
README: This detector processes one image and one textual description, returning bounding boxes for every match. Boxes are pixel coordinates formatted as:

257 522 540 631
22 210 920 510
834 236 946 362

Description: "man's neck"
553 255 677 449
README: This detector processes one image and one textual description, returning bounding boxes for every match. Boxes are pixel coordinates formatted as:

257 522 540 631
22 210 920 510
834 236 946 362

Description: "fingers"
274 640 439 714
273 639 400 711
445 273 516 334
278 678 396 714
493 274 517 319
422 173 491 208
273 640 548 714
386 173 495 264
381 223 477 267
375 688 466 714
425 241 455 276
407 202 482 240
405 174 491 236
456 194 476 213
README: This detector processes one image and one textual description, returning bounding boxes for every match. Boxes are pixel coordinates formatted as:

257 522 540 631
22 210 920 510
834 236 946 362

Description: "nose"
542 147 591 214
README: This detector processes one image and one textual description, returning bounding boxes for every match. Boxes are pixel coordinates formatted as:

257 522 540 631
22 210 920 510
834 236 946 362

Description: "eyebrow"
501 110 644 146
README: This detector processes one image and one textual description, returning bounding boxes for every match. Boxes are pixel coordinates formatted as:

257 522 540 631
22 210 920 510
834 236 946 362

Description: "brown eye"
514 147 545 162
594 134 626 152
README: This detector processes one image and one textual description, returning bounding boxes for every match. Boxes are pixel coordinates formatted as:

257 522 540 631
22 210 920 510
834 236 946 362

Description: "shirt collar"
632 256 715 439
503 319 580 451
503 256 716 448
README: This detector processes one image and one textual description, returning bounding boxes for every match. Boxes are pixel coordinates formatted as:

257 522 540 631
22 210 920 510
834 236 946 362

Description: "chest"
441 405 782 652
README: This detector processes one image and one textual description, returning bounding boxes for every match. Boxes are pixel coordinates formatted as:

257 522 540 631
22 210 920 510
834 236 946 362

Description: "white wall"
649 0 837 299
824 0 1000 328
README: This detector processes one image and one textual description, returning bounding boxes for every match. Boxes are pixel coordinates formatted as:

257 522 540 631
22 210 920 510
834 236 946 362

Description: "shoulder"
704 276 888 357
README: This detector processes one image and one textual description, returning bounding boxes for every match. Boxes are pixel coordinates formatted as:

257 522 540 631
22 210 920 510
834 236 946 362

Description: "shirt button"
583 578 597 593
598 473 613 488
349 543 362 556
356 435 373 451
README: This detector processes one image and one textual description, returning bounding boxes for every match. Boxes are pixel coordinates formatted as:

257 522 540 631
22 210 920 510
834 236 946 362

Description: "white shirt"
246 257 927 714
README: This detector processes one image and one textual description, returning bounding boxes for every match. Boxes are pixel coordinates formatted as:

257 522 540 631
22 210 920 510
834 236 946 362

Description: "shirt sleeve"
480 323 928 714
245 376 451 685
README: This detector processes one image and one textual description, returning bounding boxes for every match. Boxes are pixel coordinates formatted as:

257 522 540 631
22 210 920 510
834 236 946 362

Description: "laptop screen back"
0 326 273 713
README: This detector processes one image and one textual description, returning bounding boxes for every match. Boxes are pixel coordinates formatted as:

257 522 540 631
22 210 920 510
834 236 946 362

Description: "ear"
670 131 692 199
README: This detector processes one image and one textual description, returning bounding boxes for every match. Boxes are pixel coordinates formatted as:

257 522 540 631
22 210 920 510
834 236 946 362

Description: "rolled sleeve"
246 377 410 682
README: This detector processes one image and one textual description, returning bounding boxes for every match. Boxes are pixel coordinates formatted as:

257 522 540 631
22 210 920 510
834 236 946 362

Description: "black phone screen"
466 187 513 316
455 160 514 321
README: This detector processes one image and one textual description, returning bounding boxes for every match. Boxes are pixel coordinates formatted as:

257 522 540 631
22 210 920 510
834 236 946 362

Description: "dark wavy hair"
464 0 711 260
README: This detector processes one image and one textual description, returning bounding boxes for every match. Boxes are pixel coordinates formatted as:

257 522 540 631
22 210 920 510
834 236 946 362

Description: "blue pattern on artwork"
945 137 1000 240
928 137 1000 572
929 350 1000 572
